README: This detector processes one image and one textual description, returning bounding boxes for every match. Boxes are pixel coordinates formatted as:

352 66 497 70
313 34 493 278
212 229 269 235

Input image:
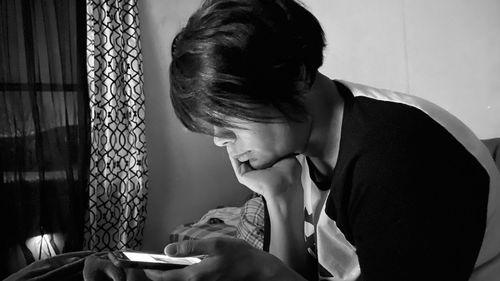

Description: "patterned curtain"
85 0 148 251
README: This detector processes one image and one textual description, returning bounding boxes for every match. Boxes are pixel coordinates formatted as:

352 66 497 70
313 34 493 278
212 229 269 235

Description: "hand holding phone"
108 250 202 270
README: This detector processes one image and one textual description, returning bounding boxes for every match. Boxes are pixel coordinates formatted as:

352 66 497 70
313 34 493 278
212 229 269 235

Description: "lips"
231 151 250 162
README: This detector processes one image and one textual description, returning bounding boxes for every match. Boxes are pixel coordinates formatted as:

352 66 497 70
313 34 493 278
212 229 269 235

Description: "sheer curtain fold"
0 0 88 277
85 0 149 251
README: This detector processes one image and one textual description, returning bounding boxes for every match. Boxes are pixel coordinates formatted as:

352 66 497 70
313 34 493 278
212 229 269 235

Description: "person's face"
213 115 310 169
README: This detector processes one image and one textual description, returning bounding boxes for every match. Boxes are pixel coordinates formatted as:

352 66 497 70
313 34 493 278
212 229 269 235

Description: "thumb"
165 238 225 257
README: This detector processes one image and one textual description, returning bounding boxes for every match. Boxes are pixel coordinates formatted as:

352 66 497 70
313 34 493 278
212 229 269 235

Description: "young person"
84 0 500 280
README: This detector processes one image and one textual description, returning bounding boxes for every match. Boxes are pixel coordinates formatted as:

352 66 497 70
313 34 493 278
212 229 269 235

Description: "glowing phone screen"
123 252 201 265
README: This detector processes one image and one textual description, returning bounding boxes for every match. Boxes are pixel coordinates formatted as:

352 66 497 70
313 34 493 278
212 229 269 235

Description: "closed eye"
213 127 236 139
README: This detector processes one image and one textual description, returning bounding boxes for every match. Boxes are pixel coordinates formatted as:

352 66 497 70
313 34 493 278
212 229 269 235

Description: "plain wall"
309 0 500 138
139 0 252 252
139 0 500 251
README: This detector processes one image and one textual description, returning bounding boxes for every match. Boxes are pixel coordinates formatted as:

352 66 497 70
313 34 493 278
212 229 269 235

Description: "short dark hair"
170 0 326 134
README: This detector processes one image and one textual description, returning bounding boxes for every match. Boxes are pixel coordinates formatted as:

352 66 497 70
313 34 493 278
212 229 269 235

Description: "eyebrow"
214 128 236 138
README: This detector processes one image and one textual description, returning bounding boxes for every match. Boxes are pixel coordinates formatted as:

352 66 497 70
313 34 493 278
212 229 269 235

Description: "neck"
302 72 344 176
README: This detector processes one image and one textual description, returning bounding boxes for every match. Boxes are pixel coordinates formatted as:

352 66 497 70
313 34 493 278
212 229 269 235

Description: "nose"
213 128 235 147
213 134 235 147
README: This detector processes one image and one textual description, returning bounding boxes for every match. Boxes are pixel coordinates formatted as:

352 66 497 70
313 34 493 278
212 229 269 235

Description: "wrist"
265 196 301 220
261 182 303 213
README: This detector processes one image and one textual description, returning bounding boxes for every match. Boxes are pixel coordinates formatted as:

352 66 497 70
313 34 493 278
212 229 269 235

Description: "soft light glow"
25 233 63 260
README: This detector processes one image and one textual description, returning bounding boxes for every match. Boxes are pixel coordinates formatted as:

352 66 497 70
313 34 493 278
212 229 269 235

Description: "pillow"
168 195 266 250
169 222 237 244
235 196 265 250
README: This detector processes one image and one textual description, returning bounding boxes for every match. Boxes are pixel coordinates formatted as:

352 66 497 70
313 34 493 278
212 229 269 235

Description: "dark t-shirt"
305 81 491 280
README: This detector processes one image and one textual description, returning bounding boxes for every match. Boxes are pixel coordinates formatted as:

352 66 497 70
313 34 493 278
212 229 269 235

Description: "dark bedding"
5 138 499 281
4 251 95 281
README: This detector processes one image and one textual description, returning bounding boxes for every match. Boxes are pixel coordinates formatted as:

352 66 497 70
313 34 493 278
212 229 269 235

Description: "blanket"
5 138 499 281
4 251 95 281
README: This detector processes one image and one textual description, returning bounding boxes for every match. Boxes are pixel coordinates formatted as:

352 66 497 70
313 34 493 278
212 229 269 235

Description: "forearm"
227 155 315 279
265 187 316 280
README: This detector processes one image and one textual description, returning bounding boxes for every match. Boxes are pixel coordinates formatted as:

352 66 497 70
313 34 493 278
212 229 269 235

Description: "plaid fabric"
169 222 237 243
236 196 265 250
168 195 265 250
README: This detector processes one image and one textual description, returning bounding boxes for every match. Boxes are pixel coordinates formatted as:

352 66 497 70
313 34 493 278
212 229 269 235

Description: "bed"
3 194 268 281
5 138 499 281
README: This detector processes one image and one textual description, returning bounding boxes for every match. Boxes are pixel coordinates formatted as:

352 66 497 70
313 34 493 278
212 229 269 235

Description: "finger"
167 240 208 257
228 154 240 176
168 238 229 257
144 259 212 281
144 268 185 281
103 263 126 281
227 157 261 193
83 254 125 281
228 151 246 177
228 153 254 177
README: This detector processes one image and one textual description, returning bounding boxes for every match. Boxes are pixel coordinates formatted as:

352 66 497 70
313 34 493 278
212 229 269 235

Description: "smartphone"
108 250 202 270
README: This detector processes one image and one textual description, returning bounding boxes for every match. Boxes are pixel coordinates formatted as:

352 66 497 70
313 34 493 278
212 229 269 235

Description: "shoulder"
336 80 488 178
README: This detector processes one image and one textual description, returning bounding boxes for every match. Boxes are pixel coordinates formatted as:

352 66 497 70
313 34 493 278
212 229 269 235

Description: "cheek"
253 131 292 156
233 131 267 153
240 134 269 151
235 123 295 156
269 126 295 151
